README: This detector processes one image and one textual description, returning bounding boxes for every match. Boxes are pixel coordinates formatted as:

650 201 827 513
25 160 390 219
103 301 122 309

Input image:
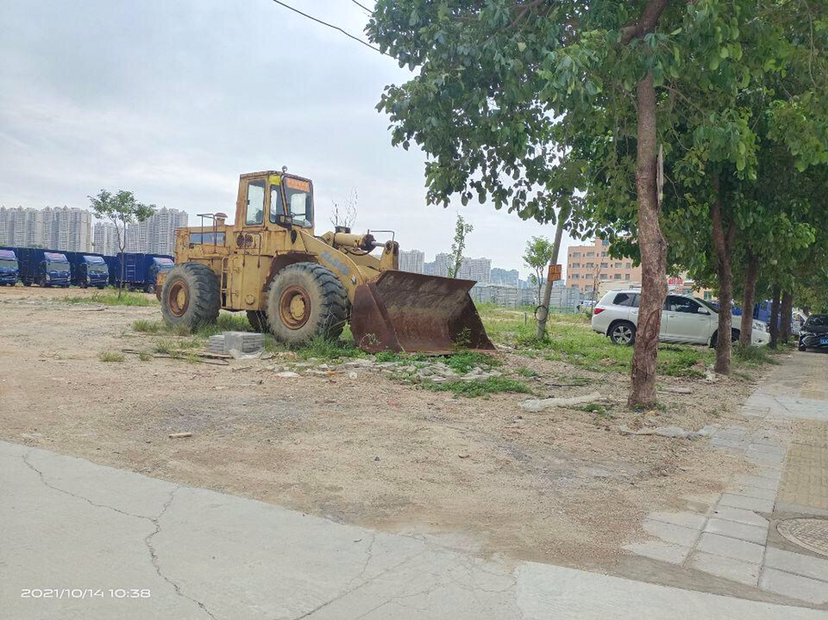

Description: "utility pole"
535 205 570 339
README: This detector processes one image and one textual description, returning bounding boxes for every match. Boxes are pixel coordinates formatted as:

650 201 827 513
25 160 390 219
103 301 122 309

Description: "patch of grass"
62 291 155 306
138 352 152 361
734 343 779 366
661 349 706 378
424 376 532 398
152 339 201 355
514 366 539 378
132 319 168 333
442 351 501 374
98 351 125 362
293 334 364 361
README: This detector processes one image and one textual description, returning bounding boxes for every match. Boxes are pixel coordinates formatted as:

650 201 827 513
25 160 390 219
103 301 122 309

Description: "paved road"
2 434 824 619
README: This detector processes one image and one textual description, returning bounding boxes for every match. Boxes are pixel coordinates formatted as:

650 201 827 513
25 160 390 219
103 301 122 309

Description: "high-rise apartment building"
125 208 188 255
398 249 425 274
490 268 519 287
93 222 119 255
0 206 91 252
565 238 642 297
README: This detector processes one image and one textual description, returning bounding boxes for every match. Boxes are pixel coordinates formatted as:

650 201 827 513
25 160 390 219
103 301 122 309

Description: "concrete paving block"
747 452 785 467
710 506 769 528
643 519 701 547
753 467 783 482
703 518 768 545
735 474 780 491
760 568 828 605
718 493 775 513
623 540 690 565
647 511 707 531
730 485 778 501
747 444 787 457
696 533 765 564
764 547 828 582
688 551 760 587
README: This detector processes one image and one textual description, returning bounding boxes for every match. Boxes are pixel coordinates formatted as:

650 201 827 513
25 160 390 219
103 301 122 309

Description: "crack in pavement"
21 451 217 619
293 548 430 620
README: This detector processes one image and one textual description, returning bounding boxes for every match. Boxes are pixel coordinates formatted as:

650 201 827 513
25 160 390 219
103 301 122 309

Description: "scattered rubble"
619 424 720 439
520 391 603 412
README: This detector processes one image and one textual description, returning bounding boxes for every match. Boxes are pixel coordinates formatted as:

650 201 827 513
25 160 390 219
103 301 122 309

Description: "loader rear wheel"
266 262 347 345
247 310 269 333
161 263 220 332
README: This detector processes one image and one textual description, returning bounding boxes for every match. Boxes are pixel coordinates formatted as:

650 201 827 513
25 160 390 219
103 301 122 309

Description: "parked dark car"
798 314 828 351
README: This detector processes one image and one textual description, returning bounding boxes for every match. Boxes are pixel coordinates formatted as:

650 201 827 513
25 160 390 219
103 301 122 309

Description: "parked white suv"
591 290 769 347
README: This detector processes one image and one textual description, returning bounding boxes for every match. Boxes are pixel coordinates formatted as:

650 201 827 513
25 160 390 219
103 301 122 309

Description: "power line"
270 0 382 54
349 0 373 15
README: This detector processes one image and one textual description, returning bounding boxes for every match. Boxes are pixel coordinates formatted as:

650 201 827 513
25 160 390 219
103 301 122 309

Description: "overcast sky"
0 0 578 276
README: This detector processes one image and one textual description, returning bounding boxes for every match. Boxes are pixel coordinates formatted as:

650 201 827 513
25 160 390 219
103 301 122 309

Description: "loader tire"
161 262 220 332
247 310 270 333
266 262 347 345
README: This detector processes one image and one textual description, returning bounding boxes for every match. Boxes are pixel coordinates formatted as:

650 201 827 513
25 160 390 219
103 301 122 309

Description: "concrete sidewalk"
1 441 824 620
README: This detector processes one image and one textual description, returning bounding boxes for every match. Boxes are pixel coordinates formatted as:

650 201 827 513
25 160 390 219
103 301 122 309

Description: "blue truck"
64 252 110 289
108 253 174 293
16 248 71 287
0 248 19 286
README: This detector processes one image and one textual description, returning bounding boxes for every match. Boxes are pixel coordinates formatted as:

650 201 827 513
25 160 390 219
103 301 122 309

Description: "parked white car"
591 290 769 347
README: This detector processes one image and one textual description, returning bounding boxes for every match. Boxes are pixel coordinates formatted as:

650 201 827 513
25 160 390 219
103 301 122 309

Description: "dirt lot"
0 286 767 573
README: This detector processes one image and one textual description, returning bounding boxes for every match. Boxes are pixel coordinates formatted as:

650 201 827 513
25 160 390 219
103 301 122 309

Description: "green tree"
523 236 554 306
89 190 155 298
447 213 473 278
369 1 719 407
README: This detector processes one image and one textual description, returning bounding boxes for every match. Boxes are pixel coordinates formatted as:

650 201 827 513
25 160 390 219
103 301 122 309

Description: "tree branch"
620 0 671 45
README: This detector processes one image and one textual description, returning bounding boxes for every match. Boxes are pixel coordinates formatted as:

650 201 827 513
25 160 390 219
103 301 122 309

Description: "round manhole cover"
776 518 828 557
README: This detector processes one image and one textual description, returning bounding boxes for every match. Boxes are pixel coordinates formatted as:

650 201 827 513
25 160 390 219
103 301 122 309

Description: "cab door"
663 295 713 343
226 178 267 309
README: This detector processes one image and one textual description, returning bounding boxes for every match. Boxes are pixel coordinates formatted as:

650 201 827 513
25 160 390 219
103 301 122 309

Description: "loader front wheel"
266 262 347 345
246 310 269 333
161 263 220 332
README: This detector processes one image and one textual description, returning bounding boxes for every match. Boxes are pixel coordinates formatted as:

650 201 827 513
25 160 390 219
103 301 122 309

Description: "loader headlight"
753 320 767 332
45 274 50 281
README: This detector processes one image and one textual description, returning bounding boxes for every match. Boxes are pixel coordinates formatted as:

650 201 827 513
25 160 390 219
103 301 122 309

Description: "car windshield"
153 258 174 271
805 315 828 327
46 261 67 271
0 259 16 269
88 264 108 274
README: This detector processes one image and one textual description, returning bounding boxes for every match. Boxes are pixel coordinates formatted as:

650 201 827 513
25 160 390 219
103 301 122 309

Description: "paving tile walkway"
625 352 828 608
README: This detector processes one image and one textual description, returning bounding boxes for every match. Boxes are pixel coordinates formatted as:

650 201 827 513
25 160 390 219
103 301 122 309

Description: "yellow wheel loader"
158 170 493 353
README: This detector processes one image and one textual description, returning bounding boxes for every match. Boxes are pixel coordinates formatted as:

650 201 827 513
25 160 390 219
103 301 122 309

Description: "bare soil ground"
0 286 767 573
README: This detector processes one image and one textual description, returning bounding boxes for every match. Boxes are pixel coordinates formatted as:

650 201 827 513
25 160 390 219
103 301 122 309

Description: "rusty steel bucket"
350 270 495 353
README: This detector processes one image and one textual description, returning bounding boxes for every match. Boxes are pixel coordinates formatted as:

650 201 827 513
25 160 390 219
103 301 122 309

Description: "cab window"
245 181 265 226
269 183 284 222
667 296 702 313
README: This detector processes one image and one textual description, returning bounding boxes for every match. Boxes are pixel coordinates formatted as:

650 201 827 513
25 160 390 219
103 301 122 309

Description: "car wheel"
609 321 636 346
798 342 807 352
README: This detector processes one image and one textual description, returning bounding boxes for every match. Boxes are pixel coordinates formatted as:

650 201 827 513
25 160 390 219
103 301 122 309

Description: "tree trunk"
536 204 570 339
710 176 734 375
739 253 759 346
119 249 125 300
628 71 668 409
769 286 781 348
780 290 793 344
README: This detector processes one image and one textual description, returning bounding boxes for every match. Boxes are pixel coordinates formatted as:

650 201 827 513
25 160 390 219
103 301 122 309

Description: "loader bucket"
350 270 495 354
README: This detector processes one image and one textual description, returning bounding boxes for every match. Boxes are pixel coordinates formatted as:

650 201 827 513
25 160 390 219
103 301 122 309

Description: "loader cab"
236 172 314 236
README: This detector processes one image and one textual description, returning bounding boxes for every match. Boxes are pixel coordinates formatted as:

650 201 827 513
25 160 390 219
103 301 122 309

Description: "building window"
625 273 630 280
601 251 607 257
600 274 608 280
572 274 579 279
571 263 580 269
586 262 594 269
586 252 594 257
615 263 622 269
586 274 593 280
601 262 608 268
614 273 622 280
625 262 632 269
572 252 580 258
601 240 610 246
